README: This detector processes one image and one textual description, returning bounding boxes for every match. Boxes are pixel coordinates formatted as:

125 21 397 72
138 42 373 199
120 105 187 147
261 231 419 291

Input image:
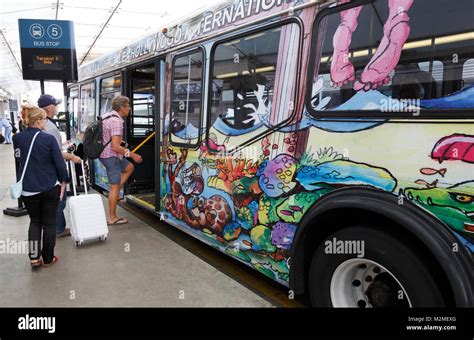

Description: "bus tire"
308 224 446 307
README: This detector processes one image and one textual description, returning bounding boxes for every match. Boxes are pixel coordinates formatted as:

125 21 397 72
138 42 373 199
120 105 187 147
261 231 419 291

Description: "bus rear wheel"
308 224 446 307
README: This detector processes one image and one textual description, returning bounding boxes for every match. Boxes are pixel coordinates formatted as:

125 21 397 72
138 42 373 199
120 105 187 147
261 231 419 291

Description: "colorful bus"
68 0 473 307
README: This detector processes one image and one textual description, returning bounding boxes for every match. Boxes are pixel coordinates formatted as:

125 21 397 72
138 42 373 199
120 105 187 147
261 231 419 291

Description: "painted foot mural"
354 0 414 91
330 1 362 87
331 0 414 91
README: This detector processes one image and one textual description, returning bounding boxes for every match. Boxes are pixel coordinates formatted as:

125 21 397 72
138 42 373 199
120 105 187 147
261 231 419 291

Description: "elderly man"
38 94 82 238
99 95 142 225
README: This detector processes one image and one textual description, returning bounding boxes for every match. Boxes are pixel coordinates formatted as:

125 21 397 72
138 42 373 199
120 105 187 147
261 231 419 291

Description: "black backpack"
82 114 118 159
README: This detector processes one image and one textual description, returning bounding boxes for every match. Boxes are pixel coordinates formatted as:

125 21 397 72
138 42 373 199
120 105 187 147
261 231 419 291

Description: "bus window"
310 0 474 113
79 82 96 137
99 74 121 117
131 67 154 137
67 86 79 140
170 50 203 146
462 59 474 89
417 61 444 98
210 23 300 130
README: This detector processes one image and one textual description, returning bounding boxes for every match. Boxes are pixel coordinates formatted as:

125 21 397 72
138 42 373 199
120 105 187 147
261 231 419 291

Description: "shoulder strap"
101 114 120 147
101 114 120 121
19 131 40 182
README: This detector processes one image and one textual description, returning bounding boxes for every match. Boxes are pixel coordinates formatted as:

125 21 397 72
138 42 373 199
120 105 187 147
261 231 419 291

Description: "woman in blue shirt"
13 105 68 268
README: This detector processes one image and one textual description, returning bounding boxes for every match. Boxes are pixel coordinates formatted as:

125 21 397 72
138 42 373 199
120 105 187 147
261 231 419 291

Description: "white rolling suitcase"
68 160 108 246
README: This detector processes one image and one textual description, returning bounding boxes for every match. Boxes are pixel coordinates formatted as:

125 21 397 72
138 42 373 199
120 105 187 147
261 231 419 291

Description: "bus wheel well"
299 208 456 306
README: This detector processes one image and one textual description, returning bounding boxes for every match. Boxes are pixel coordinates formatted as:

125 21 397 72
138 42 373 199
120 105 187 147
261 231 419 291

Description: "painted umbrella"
431 134 474 163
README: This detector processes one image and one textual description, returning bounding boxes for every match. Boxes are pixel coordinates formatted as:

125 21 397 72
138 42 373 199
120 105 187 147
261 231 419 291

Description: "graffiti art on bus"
162 142 405 283
431 134 474 164
426 134 474 242
159 0 474 284
403 181 474 240
303 82 474 133
396 134 474 243
298 76 390 133
332 0 414 91
420 85 474 109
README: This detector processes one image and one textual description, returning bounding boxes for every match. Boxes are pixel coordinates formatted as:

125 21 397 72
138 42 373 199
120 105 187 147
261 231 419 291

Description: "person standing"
0 113 13 144
13 105 68 267
38 94 82 238
18 114 25 132
99 96 142 225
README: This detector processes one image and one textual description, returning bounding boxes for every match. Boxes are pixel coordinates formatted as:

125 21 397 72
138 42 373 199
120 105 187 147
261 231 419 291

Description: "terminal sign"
18 19 78 81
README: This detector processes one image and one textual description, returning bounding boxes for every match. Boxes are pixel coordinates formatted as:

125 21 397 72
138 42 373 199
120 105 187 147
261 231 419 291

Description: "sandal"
43 256 58 268
30 259 42 268
107 217 128 225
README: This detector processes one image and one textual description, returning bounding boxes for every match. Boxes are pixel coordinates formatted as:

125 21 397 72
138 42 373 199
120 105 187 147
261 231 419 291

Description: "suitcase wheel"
99 236 107 242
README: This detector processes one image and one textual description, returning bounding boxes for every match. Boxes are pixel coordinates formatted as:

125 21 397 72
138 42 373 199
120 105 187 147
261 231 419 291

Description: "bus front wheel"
308 225 446 307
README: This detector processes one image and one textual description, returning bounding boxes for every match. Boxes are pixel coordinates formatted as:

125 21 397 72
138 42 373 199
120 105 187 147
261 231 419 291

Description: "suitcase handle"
70 160 88 196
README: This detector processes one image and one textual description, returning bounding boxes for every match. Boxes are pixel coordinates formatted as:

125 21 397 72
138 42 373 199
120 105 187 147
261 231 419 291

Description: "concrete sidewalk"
0 142 272 307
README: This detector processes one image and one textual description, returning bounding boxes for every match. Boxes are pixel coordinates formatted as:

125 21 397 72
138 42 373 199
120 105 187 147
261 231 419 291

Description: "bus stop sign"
18 19 78 81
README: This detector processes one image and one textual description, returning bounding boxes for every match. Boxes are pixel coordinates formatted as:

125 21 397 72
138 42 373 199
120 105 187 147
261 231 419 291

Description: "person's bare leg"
119 163 135 188
330 1 363 87
354 0 414 91
108 183 120 222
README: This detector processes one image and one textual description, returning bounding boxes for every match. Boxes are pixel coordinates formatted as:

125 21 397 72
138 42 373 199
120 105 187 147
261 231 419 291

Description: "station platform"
0 143 273 307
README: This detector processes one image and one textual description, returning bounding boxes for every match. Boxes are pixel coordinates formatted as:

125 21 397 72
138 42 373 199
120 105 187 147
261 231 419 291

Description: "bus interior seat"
391 65 437 100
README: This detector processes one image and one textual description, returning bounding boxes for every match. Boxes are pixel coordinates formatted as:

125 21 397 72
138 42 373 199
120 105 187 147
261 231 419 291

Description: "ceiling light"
244 33 265 40
435 31 474 45
242 66 276 75
352 50 369 57
216 72 238 79
403 39 432 50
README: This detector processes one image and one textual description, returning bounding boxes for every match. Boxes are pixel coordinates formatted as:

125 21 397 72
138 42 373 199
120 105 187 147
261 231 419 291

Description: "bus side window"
461 59 474 89
79 81 96 138
170 50 204 147
310 0 474 113
99 75 121 118
210 23 300 131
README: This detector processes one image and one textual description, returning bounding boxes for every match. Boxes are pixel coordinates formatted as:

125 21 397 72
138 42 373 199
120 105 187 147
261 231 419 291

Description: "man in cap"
38 94 81 238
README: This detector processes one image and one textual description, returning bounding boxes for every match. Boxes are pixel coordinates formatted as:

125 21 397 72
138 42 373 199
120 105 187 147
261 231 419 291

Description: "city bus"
67 0 474 307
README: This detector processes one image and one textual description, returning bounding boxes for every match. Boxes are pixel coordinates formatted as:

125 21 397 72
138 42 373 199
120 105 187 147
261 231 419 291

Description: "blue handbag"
10 132 40 199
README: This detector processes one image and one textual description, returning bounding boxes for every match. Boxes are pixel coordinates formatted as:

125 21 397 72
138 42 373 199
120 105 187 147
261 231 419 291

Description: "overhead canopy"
0 0 223 97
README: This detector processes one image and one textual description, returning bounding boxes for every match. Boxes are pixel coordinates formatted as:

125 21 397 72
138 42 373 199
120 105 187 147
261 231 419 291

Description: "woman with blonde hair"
12 105 68 268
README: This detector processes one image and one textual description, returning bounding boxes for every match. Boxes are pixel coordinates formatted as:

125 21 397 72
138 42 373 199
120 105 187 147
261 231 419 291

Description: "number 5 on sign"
47 24 62 39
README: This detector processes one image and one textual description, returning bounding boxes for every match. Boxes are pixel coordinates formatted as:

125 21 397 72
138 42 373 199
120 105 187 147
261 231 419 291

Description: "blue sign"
18 18 78 81
18 19 75 49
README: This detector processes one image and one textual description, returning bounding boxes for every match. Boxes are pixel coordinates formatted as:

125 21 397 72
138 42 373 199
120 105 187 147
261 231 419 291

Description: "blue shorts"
99 157 132 185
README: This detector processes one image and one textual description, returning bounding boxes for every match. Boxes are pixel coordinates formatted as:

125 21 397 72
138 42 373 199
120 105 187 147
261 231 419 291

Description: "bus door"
124 62 159 210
